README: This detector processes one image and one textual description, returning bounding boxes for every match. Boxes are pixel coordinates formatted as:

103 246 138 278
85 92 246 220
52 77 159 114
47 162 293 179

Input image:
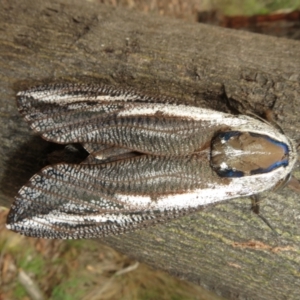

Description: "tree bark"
1 1 300 299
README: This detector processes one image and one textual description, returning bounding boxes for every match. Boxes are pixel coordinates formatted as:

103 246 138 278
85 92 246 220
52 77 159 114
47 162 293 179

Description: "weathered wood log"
1 0 300 299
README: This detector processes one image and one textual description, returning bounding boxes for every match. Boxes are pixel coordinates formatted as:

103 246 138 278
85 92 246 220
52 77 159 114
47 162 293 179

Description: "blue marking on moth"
211 131 290 178
6 83 298 239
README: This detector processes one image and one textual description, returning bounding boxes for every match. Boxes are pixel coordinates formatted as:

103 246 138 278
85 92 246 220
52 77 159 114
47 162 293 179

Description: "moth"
6 83 298 239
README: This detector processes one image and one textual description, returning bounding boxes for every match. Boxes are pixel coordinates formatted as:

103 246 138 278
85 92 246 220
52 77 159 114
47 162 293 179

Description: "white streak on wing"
33 211 140 225
116 167 286 211
118 103 298 164
17 92 140 104
118 104 246 125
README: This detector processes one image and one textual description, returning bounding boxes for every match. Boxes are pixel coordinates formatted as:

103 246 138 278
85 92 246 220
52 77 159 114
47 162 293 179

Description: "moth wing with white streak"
6 84 298 239
7 155 221 239
16 83 285 157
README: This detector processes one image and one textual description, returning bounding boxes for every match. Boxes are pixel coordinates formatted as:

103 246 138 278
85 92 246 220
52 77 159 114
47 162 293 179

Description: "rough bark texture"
1 1 300 299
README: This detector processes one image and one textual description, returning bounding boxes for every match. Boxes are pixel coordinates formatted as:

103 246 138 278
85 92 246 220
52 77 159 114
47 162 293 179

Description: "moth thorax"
210 131 289 178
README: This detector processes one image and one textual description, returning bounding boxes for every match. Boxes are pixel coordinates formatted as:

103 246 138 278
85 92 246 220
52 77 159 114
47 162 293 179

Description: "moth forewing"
6 83 298 239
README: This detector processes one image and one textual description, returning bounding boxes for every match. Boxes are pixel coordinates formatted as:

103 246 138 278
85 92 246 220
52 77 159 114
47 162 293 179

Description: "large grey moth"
6 83 298 239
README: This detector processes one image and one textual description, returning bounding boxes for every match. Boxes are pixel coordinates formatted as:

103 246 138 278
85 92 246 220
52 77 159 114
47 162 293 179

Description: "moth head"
210 130 294 179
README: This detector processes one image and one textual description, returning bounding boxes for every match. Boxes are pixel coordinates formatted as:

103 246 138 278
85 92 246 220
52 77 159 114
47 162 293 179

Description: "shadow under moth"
6 83 298 239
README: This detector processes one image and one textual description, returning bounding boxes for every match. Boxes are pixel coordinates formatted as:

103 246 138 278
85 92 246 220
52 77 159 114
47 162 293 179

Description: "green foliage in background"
215 0 300 15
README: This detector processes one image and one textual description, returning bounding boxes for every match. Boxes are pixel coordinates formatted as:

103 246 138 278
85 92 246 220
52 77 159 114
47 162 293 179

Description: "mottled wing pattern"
17 84 220 156
8 83 298 239
7 155 224 239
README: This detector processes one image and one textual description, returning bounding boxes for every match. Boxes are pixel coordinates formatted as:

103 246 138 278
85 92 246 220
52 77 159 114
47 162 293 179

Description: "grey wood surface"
1 1 300 299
